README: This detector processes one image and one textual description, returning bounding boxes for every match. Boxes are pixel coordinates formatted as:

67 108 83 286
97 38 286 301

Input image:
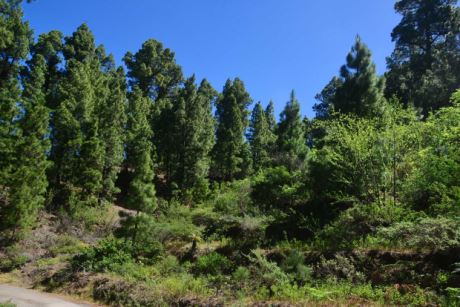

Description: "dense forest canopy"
1 0 460 306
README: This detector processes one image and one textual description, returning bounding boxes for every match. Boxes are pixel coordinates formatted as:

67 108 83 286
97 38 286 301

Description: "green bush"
281 250 311 284
194 252 232 276
248 249 290 288
376 217 460 251
315 203 420 250
72 237 135 272
314 254 365 284
232 266 251 283
0 244 28 272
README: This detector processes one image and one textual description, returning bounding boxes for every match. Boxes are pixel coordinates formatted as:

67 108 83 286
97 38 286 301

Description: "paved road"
0 284 93 307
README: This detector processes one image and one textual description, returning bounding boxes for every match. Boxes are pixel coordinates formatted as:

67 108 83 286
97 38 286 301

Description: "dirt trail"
0 284 94 307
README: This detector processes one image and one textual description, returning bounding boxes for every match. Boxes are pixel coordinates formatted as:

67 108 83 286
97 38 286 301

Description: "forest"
1 0 460 306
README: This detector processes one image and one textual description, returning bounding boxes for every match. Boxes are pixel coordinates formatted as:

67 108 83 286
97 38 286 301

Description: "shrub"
376 217 460 251
232 266 251 283
49 234 87 256
0 244 28 272
281 250 312 284
248 249 290 288
314 254 365 284
194 252 232 276
72 237 135 272
314 202 418 250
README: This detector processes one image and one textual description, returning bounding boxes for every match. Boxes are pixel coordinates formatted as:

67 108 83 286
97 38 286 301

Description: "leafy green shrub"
0 244 28 272
232 266 251 283
155 255 183 275
211 179 252 215
446 287 460 306
402 103 460 214
281 250 311 284
376 217 460 251
49 234 87 256
315 203 420 250
194 252 232 275
314 254 365 284
251 166 305 214
248 249 290 288
72 237 135 272
0 301 16 307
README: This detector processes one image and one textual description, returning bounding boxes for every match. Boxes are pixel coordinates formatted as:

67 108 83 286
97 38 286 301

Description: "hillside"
1 0 460 306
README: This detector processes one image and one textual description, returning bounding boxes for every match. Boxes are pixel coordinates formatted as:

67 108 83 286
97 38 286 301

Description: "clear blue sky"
23 0 400 118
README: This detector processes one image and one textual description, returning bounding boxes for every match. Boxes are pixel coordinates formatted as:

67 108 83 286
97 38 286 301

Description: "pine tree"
334 36 385 117
98 67 127 203
385 0 460 114
123 87 157 248
30 30 64 109
313 76 343 119
123 39 183 101
0 0 33 239
265 100 277 132
168 76 216 200
248 102 272 172
276 90 308 170
123 39 183 190
49 24 113 211
212 78 252 181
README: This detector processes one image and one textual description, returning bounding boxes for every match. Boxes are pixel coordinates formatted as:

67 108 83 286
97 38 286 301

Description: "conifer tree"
212 78 252 181
123 87 157 247
386 0 460 114
334 36 385 117
50 24 113 211
98 67 127 203
30 30 64 109
123 39 183 188
276 91 308 170
265 100 277 132
123 39 183 101
0 0 33 239
168 76 216 200
248 102 273 172
313 76 343 119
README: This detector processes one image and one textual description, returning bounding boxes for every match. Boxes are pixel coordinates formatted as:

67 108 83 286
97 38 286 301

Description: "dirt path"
0 284 93 306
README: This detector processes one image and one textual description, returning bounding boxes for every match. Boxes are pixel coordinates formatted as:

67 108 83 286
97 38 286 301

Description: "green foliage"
385 0 460 114
402 103 460 214
167 76 216 202
276 91 308 169
314 254 365 284
315 203 415 250
252 166 305 213
194 252 232 276
309 115 390 213
72 237 134 272
280 250 312 284
248 249 290 288
248 102 275 172
376 216 460 251
212 78 252 181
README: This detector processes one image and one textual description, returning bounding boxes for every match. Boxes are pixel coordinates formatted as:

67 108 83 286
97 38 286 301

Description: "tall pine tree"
122 87 157 248
0 0 34 239
334 36 385 117
276 91 308 170
248 102 274 172
212 78 252 181
385 0 460 114
169 76 216 200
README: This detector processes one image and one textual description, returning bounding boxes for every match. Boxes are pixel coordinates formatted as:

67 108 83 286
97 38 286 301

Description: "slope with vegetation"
1 0 460 306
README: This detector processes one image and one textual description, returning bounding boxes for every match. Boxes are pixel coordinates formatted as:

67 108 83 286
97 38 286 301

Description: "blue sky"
23 0 400 118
